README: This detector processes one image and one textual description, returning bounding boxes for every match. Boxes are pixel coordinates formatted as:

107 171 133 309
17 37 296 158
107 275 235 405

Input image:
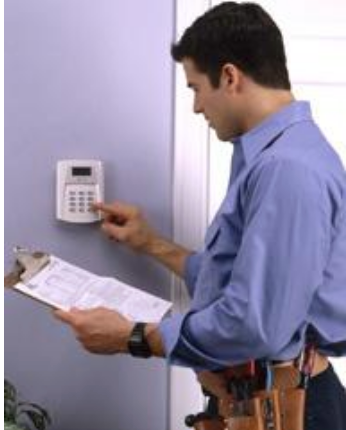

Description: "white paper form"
14 256 172 323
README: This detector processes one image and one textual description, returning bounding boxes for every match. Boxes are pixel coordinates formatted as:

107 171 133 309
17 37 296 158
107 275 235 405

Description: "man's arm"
158 159 329 369
93 201 191 278
54 307 166 357
53 201 191 359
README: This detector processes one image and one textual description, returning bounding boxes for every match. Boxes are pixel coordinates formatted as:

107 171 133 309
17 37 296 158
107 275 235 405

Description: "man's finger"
53 309 77 325
101 220 129 241
93 201 139 218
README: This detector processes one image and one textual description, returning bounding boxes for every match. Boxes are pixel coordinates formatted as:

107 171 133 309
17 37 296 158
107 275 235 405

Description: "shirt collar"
232 101 313 166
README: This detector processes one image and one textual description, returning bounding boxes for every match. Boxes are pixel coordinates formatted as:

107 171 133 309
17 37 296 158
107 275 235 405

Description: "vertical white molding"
169 1 211 429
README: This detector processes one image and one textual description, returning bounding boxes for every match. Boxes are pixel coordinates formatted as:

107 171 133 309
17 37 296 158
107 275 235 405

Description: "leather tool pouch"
278 387 305 430
223 387 305 430
190 364 307 430
190 388 305 430
225 389 280 430
193 418 225 430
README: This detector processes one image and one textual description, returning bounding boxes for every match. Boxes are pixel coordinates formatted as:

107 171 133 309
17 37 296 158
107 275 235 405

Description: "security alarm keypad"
57 160 104 223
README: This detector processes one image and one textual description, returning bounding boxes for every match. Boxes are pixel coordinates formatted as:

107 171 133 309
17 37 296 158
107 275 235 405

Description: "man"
55 2 346 429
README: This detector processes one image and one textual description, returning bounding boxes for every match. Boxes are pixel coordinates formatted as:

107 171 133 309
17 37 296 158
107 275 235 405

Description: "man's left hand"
54 307 134 354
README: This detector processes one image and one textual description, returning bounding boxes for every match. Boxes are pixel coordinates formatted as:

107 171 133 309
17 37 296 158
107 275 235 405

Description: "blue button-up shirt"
159 101 346 370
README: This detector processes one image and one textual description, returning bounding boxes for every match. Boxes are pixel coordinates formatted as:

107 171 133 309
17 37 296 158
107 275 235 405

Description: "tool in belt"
185 345 316 430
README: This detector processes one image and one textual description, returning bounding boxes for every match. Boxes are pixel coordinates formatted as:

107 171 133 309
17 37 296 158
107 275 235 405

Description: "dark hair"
171 2 291 90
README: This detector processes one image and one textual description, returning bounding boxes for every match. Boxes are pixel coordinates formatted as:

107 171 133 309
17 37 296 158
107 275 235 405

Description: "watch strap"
128 322 152 358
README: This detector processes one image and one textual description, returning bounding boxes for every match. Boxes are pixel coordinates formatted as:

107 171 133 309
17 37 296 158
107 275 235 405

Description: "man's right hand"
93 201 156 253
93 201 192 278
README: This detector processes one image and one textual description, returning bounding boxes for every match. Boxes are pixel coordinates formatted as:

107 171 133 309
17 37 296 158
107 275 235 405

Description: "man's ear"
220 63 241 91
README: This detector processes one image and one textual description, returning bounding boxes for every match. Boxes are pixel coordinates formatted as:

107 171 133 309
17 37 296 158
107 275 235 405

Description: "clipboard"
5 247 50 288
5 247 172 322
5 247 54 308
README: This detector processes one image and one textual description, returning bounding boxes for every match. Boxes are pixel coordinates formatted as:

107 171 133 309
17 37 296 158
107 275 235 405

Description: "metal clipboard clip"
4 246 50 288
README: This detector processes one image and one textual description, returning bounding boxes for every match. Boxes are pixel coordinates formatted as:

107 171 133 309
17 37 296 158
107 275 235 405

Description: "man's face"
182 58 240 141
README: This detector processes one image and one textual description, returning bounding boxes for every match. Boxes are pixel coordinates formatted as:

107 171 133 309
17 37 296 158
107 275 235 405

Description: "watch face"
128 322 152 358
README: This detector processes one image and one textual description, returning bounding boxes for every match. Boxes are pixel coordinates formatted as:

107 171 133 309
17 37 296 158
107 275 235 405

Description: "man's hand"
93 201 157 253
94 201 192 278
54 307 134 354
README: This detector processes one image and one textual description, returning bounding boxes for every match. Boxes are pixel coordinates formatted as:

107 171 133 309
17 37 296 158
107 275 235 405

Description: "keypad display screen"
72 167 92 176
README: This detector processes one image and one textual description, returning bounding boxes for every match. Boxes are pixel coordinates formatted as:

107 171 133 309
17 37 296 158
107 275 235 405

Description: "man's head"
171 2 292 140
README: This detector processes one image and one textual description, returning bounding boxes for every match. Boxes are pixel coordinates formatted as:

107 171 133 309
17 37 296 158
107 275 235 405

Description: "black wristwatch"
127 322 152 358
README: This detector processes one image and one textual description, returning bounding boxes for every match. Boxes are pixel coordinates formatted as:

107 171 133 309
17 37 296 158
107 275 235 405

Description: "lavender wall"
5 1 174 429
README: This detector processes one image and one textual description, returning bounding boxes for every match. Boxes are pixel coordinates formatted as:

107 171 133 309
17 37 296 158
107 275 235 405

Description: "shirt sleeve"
159 158 330 369
183 251 204 296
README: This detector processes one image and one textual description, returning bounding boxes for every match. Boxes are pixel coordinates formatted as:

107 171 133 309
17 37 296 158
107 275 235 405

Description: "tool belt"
220 365 305 430
186 349 328 430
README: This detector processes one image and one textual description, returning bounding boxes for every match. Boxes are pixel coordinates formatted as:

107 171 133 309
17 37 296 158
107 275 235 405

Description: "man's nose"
193 97 203 114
